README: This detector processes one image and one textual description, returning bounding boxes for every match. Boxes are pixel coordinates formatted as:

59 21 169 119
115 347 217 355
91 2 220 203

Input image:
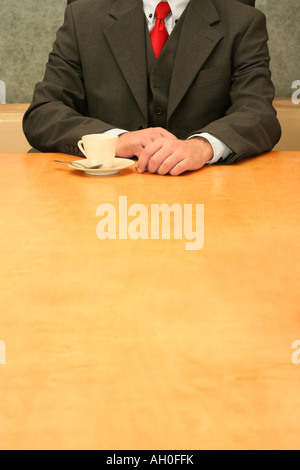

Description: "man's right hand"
116 127 177 159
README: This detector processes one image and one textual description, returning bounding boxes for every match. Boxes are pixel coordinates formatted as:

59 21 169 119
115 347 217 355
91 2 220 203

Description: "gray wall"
0 0 299 103
0 0 66 103
256 0 300 97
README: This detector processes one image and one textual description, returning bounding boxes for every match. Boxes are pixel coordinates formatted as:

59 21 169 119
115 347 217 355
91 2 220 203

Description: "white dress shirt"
143 0 189 34
107 0 232 163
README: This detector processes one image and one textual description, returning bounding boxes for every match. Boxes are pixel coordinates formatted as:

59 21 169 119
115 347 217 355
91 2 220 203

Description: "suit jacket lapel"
103 0 148 121
167 0 224 121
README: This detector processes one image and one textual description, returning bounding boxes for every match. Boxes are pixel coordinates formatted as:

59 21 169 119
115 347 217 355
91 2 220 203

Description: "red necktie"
150 2 171 58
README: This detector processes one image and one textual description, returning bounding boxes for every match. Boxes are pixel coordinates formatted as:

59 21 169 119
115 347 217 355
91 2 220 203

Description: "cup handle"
78 140 86 157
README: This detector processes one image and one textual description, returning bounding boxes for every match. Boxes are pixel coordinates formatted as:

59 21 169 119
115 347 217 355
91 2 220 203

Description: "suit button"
138 125 145 130
155 108 162 116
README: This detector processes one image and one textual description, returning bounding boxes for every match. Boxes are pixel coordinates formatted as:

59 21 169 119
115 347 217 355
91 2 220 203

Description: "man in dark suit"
23 0 281 176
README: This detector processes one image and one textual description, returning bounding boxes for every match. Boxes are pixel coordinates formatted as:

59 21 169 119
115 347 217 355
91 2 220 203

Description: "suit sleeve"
197 11 281 163
22 5 116 155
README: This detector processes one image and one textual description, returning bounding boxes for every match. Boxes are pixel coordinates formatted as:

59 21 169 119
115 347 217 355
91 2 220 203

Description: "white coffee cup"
78 134 118 167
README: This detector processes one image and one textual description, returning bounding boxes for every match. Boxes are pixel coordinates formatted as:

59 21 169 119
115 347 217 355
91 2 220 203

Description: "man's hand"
116 127 177 159
116 128 214 175
136 136 214 176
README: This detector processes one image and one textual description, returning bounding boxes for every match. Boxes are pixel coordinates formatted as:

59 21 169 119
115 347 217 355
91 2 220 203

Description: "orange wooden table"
0 151 300 450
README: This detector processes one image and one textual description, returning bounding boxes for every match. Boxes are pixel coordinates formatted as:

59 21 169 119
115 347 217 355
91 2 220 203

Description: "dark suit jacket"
23 0 281 163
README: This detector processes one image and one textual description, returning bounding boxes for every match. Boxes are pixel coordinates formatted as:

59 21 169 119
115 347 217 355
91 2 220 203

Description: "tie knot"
155 1 171 21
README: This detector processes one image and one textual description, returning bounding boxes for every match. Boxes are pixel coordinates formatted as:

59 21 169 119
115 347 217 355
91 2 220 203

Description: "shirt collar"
143 0 190 28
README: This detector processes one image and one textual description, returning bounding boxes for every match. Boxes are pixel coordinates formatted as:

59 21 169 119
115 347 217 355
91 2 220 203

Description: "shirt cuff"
188 132 232 164
104 128 128 136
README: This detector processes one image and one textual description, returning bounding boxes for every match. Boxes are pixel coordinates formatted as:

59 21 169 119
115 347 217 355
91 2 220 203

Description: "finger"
116 132 153 158
169 158 191 176
136 139 165 173
156 152 186 175
147 146 177 174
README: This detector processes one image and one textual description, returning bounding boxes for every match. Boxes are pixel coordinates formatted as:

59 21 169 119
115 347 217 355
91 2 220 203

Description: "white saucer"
69 158 135 176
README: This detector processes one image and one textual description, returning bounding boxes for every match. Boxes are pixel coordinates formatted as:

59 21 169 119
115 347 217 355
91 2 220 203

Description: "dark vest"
145 8 188 129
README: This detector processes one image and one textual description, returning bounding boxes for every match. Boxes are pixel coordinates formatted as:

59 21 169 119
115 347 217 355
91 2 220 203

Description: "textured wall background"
256 0 300 97
0 0 66 103
0 0 299 103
